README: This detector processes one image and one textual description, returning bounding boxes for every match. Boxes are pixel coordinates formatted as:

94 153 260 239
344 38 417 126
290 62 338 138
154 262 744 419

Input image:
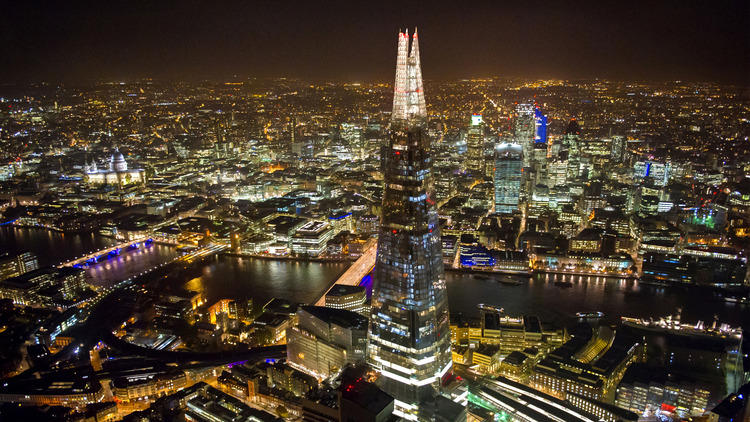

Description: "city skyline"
0 14 748 422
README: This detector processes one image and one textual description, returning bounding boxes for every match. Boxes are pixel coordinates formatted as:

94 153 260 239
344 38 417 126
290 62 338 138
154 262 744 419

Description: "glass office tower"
494 142 523 214
515 103 535 167
466 114 485 176
367 28 452 421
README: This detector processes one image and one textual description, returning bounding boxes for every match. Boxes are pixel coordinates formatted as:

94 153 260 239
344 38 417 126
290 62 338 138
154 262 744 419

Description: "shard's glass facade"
367 29 452 420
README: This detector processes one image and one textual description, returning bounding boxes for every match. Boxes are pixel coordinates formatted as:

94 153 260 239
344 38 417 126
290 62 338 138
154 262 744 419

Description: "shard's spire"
407 28 426 120
392 30 409 122
391 28 426 124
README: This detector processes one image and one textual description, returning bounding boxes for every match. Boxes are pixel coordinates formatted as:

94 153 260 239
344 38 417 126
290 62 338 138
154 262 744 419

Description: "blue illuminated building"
534 107 548 144
460 245 495 267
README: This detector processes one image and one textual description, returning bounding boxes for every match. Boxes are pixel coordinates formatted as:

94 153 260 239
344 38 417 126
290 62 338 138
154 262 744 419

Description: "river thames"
2 226 748 330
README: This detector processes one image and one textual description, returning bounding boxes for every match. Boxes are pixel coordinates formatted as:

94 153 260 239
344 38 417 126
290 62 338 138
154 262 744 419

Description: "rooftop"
300 306 368 330
326 284 366 297
503 351 528 366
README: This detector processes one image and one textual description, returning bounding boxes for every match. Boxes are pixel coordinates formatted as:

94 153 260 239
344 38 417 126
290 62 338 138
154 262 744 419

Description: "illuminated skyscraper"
514 103 534 167
494 142 523 214
466 114 485 176
563 118 582 180
368 28 452 420
562 118 581 156
534 107 548 145
610 135 626 163
529 107 549 187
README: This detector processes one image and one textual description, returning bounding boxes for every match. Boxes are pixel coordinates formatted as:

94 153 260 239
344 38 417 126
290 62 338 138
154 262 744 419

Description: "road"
178 243 228 263
314 239 376 306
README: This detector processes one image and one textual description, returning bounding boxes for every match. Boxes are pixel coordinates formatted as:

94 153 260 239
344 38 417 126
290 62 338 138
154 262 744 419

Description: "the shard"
367 28 452 420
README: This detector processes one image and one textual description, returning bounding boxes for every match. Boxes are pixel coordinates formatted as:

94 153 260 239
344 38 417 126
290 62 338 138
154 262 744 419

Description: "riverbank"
445 266 531 277
223 252 355 263
532 269 637 279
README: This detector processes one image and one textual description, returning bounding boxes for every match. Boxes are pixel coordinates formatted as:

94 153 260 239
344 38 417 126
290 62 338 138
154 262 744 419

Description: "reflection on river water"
446 271 750 330
2 226 748 331
185 256 350 307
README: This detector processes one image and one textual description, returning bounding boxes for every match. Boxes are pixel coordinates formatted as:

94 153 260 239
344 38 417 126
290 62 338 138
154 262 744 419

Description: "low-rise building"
291 220 335 257
451 344 471 365
35 307 79 346
566 391 639 422
498 351 533 381
0 251 39 281
530 326 640 401
0 377 104 409
324 284 368 315
569 228 604 253
476 308 568 354
472 344 502 374
615 364 712 417
253 312 293 345
112 370 187 402
286 306 368 378
185 384 282 422
266 363 318 397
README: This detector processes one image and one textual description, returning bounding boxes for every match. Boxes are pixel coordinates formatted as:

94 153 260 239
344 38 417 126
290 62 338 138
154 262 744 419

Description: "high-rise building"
494 143 523 214
534 107 548 145
562 118 582 180
610 135 626 163
634 160 670 186
368 29 452 420
531 142 549 185
514 104 535 167
341 122 365 159
466 114 485 177
288 115 297 155
57 267 87 301
528 107 549 187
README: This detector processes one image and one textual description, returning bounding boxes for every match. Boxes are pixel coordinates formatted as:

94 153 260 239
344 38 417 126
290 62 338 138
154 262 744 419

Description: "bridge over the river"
314 239 377 306
59 237 152 268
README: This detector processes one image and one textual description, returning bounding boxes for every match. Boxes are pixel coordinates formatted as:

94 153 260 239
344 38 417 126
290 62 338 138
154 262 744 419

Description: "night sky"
1 0 748 84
